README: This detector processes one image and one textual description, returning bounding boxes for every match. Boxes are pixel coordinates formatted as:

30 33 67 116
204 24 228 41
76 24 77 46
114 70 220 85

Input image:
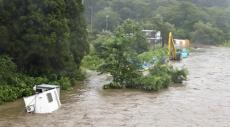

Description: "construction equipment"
168 32 181 61
168 32 190 61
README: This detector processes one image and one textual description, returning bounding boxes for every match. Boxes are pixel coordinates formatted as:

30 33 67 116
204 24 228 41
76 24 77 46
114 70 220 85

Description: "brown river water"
0 47 230 127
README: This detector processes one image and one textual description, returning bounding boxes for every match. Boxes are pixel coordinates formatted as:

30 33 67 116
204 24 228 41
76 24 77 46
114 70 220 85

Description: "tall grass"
221 40 230 47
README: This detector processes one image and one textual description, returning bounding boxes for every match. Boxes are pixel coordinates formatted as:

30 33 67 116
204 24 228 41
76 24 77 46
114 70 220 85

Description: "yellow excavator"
168 32 190 61
168 32 180 61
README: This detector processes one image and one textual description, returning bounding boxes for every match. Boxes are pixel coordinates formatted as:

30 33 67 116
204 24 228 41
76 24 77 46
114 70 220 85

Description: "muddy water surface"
0 47 230 127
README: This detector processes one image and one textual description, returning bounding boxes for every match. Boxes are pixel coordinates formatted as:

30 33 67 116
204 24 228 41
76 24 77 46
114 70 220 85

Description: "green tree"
144 15 175 44
0 0 88 78
189 0 230 7
156 1 208 38
112 0 149 20
83 0 230 43
206 7 230 41
115 19 148 53
191 21 224 44
0 55 17 86
94 7 120 32
98 34 141 88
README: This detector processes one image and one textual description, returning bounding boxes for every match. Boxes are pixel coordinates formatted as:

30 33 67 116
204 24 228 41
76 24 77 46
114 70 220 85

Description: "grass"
221 40 230 47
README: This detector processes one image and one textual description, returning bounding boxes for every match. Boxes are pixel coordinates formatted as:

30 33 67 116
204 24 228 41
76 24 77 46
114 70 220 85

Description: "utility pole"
90 6 93 32
82 0 93 32
106 15 109 31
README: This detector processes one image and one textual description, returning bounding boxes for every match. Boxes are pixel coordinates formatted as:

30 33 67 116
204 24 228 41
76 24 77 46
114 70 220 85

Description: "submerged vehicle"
168 32 190 61
174 39 190 58
23 84 61 114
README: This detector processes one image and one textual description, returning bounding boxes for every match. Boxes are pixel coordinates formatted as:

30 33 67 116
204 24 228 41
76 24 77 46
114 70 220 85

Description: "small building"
23 84 61 114
142 30 162 49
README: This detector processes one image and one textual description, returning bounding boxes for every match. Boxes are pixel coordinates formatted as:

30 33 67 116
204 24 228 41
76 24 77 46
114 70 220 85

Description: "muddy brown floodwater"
1 47 230 127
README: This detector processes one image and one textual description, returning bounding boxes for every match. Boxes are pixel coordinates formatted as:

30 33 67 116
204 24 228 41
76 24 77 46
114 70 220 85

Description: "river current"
0 47 230 127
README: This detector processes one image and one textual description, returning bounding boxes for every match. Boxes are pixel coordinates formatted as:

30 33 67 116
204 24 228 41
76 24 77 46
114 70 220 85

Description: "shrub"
141 64 173 91
171 68 188 83
0 55 18 86
103 63 188 91
103 83 123 89
0 55 77 104
55 77 72 90
125 78 142 89
149 63 188 83
81 55 104 70
138 48 168 63
221 40 230 47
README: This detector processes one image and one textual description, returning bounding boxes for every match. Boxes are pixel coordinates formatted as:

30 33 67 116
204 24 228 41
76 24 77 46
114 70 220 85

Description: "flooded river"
0 47 230 127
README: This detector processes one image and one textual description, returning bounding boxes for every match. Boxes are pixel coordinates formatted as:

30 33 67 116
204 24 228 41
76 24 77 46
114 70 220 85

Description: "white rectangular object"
23 88 61 114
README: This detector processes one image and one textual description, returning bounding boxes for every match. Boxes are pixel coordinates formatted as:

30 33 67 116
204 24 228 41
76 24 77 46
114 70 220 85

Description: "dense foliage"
84 0 230 44
81 55 104 70
221 41 230 48
141 64 177 91
138 49 168 63
81 19 148 70
0 55 77 104
92 20 188 91
0 1 88 104
0 0 88 77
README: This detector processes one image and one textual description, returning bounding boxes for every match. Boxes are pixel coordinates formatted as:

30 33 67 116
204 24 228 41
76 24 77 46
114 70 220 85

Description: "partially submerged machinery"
168 32 190 61
23 84 61 114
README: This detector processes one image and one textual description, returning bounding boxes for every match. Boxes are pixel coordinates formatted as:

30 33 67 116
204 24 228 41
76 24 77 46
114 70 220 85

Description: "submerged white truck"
23 84 61 114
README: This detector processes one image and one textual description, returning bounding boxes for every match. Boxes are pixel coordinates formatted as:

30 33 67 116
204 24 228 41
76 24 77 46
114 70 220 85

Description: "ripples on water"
0 47 230 127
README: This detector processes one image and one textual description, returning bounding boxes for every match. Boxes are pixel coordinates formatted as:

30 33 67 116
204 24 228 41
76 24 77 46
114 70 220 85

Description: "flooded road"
1 47 230 127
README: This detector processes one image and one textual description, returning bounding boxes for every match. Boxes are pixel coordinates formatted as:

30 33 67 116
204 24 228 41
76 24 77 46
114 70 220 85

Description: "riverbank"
220 41 230 47
0 55 85 105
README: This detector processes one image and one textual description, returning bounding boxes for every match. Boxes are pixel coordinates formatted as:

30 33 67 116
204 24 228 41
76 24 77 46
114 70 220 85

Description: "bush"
138 48 168 63
171 68 188 83
125 78 142 89
0 55 79 104
221 40 230 47
150 63 188 84
0 55 18 86
139 64 187 91
51 77 72 90
140 64 173 91
141 75 171 91
103 83 123 89
103 63 188 91
81 55 104 70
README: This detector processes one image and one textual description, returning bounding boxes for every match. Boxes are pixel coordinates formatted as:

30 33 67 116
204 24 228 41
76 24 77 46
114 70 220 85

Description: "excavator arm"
168 32 177 60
